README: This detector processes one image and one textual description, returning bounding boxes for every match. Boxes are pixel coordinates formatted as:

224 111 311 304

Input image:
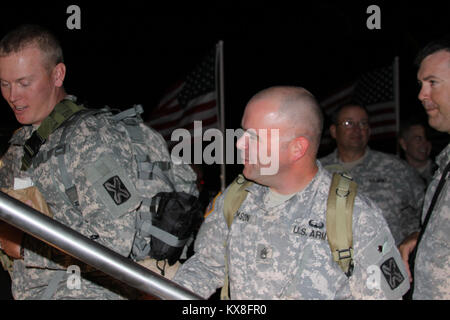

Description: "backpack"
220 172 357 300
22 99 204 266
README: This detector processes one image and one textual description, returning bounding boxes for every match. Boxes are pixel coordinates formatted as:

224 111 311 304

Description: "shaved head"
237 86 322 193
248 86 324 156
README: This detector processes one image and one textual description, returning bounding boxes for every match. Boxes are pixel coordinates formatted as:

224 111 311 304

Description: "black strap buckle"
23 131 46 158
21 131 46 170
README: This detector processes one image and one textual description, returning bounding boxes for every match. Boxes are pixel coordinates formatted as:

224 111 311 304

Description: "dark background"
1 1 449 190
0 0 449 300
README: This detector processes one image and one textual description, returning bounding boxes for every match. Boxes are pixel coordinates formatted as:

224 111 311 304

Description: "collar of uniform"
334 147 371 164
416 159 434 174
8 125 34 146
244 183 269 212
243 161 326 217
286 162 328 222
7 95 76 146
435 143 450 173
291 160 325 203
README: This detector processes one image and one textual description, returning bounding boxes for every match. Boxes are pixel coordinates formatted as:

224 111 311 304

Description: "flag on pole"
146 45 220 148
353 60 398 141
319 58 400 152
320 83 357 117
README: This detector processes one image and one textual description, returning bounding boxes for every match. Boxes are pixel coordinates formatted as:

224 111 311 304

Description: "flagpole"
394 56 400 156
217 40 226 192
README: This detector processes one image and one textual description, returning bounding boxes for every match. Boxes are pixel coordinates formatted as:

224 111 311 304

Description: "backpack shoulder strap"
223 174 253 229
221 174 252 300
326 172 357 277
21 99 86 171
55 107 110 207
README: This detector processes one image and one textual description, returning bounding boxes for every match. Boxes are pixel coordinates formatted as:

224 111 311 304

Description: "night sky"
1 1 449 188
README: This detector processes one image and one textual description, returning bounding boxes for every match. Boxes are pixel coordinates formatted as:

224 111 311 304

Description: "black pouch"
149 191 204 265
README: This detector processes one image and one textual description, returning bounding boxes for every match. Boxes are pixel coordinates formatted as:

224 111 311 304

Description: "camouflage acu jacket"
173 162 410 299
414 143 450 300
320 148 425 245
0 106 179 299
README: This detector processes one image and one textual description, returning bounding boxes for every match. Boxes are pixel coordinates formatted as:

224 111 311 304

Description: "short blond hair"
0 24 63 70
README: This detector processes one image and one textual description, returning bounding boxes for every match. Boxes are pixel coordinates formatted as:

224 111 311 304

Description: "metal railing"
0 191 202 300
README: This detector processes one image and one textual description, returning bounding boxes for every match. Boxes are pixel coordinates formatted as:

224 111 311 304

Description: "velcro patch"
103 175 131 205
85 155 140 218
380 257 405 290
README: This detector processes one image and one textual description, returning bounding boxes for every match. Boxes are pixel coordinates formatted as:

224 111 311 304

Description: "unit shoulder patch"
103 175 131 205
380 257 405 290
204 191 221 218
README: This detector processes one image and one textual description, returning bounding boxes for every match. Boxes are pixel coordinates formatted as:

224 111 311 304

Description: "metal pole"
216 40 226 192
0 191 202 300
394 56 401 156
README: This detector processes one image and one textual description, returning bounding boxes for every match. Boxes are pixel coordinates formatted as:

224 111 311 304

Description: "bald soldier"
173 86 409 299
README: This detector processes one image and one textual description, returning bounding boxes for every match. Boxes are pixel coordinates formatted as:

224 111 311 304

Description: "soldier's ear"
399 138 407 152
52 63 66 88
289 136 309 161
330 124 337 139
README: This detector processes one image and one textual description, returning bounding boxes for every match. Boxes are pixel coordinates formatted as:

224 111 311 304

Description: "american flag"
146 46 220 148
320 58 399 150
353 62 398 140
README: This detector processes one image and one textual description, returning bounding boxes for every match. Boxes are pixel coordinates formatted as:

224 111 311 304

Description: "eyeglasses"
338 120 370 129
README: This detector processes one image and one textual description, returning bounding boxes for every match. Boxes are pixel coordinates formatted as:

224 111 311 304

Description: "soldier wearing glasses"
320 104 425 245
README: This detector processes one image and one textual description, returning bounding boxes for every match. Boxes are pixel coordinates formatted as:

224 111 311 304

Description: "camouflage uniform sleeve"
11 114 145 299
0 142 22 273
173 192 227 299
349 195 410 299
395 161 426 238
0 150 11 249
402 163 425 233
17 115 139 274
63 114 140 257
0 145 16 188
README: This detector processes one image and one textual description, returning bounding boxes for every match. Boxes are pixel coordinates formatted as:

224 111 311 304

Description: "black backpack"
148 190 204 265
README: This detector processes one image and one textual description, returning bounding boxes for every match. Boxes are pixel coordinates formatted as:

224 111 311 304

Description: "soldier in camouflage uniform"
173 86 410 299
398 119 437 186
0 25 185 299
319 104 425 245
399 38 450 300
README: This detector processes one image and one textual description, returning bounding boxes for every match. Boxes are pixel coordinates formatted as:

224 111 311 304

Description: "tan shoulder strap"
223 174 253 229
221 174 252 300
326 172 357 277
